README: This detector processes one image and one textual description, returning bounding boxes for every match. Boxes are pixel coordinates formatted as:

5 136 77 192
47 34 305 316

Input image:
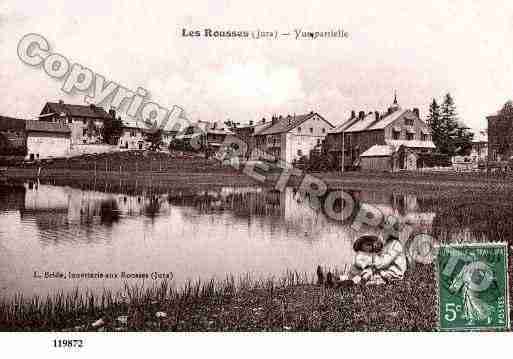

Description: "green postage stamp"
436 243 510 331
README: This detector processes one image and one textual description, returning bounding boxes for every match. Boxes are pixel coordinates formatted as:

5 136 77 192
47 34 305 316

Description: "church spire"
388 90 400 113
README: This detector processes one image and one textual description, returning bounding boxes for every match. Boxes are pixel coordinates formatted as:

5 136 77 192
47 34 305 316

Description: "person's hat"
353 234 381 253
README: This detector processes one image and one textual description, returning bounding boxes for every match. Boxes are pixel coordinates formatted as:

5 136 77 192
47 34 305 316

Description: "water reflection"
0 179 501 298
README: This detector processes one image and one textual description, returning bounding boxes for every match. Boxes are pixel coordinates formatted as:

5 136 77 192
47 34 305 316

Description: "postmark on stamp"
436 243 510 331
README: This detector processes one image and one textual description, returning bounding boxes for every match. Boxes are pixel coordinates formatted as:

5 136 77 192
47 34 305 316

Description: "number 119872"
53 339 83 348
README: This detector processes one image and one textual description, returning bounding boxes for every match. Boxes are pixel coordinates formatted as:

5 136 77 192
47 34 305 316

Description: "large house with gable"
324 95 435 171
39 100 116 145
486 100 513 162
252 111 334 164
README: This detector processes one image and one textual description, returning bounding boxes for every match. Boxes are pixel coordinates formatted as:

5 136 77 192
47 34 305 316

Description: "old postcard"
1 0 512 354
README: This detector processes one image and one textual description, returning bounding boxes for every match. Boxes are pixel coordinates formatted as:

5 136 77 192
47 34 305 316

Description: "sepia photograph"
0 0 512 356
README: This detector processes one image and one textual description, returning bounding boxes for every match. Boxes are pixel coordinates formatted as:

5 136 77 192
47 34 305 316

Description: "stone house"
468 130 488 164
175 121 235 150
253 112 334 164
39 100 115 145
324 95 435 170
232 119 273 159
486 101 513 161
118 121 148 150
25 120 71 160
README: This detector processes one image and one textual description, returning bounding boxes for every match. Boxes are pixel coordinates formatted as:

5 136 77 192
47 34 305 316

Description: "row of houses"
1 95 439 172
324 95 435 171
6 94 509 172
1 100 185 160
222 95 437 171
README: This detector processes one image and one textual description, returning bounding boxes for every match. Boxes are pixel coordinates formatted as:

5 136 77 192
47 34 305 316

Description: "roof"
360 144 394 157
256 112 333 135
366 109 410 130
0 116 26 130
385 139 436 149
43 102 112 119
344 113 379 133
196 121 234 135
236 121 273 133
328 116 360 134
25 120 71 134
472 130 488 143
176 121 234 138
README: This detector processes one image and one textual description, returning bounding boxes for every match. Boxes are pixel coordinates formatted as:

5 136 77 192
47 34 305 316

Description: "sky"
1 0 513 134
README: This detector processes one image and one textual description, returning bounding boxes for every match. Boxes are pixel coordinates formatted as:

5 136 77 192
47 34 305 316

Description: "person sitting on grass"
337 234 406 286
372 234 407 283
342 234 383 285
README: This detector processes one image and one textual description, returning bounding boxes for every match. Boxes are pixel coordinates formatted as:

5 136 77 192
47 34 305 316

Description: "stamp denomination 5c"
436 243 510 331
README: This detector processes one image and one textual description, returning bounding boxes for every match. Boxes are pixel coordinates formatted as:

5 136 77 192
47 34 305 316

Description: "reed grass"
0 271 321 331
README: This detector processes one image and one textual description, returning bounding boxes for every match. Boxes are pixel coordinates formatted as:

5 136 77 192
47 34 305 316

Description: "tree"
144 128 163 151
439 93 459 155
453 125 474 156
429 93 474 156
102 116 124 145
427 99 443 151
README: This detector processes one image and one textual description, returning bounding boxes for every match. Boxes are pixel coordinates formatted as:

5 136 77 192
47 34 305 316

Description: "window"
322 128 326 134
405 118 414 126
421 133 427 141
297 127 301 133
83 128 87 136
406 133 414 141
310 127 313 133
297 149 303 157
317 139 321 145
83 118 87 124
68 118 72 124
393 131 400 140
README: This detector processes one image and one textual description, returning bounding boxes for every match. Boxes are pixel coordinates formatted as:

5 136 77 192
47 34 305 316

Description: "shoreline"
3 166 513 196
0 266 439 332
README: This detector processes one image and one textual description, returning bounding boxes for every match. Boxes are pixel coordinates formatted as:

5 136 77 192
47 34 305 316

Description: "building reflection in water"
0 179 443 298
0 181 439 246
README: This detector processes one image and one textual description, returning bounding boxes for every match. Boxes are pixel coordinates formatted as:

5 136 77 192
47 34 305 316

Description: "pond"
0 179 511 298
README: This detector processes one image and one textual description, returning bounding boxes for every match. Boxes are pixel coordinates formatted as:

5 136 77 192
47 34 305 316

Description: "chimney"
375 111 380 120
413 108 420 118
212 122 217 129
58 99 64 105
249 120 253 126
358 111 365 120
262 117 266 124
351 110 356 119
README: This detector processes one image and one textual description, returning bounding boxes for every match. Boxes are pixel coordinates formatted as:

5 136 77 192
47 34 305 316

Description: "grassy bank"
0 266 438 332
3 150 513 194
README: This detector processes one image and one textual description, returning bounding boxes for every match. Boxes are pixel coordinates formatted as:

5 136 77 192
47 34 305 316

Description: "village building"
252 112 334 164
469 131 488 163
324 95 435 171
1 116 71 160
486 101 513 162
118 121 148 150
232 119 273 159
175 120 235 150
39 100 115 145
25 120 71 160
